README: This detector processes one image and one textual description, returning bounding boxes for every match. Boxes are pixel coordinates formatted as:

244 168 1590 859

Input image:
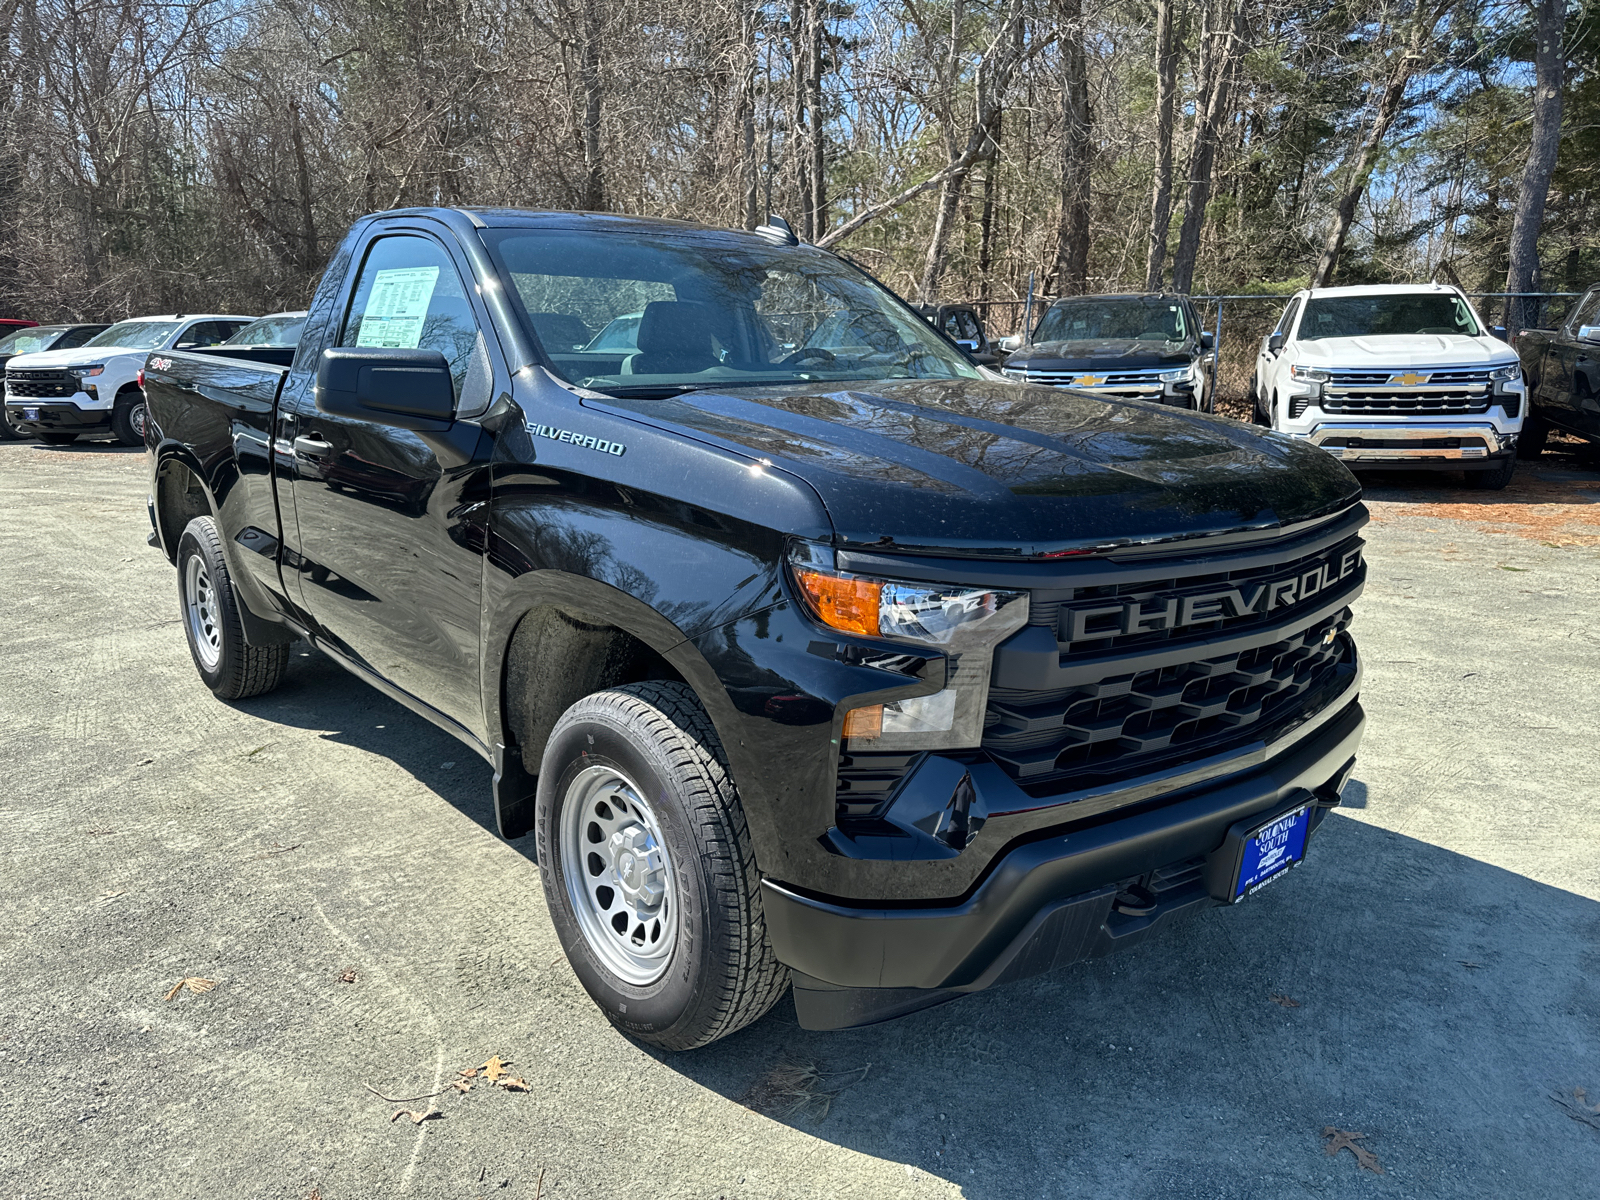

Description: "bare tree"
1503 0 1565 330
1051 0 1092 294
1143 0 1178 289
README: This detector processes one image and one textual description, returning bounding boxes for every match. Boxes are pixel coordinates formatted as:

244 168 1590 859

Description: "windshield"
1034 298 1188 343
484 227 982 395
225 314 307 346
83 320 181 350
1298 293 1480 340
0 326 66 355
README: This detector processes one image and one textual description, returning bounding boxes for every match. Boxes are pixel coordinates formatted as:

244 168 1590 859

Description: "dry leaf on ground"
480 1056 511 1083
1269 993 1301 1008
451 1079 472 1093
163 977 217 1001
336 969 357 983
1551 1087 1600 1133
499 1076 529 1092
390 1109 443 1125
742 1059 871 1122
1321 1127 1383 1173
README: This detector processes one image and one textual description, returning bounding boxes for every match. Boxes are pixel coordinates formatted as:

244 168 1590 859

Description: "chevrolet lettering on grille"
1061 546 1363 645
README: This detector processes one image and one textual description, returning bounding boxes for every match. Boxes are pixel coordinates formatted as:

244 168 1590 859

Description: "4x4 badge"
534 424 626 456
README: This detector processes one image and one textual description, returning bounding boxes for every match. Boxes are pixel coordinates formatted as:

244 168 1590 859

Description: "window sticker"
355 265 440 349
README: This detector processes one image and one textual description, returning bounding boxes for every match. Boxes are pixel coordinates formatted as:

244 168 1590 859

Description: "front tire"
176 516 290 699
535 681 787 1050
112 390 147 446
0 405 25 440
1463 456 1516 491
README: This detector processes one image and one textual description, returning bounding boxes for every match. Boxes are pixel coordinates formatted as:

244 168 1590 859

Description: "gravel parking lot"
2 438 1598 1199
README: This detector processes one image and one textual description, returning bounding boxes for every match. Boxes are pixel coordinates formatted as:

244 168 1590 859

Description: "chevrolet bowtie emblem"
1389 371 1430 387
1074 375 1107 387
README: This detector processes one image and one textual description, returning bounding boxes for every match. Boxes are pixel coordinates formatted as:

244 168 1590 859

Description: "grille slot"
6 369 77 399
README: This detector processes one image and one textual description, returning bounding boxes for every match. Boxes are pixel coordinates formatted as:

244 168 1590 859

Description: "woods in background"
0 0 1595 327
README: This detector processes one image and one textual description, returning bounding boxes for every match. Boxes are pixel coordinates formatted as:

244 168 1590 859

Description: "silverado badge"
1388 371 1430 387
1074 374 1107 387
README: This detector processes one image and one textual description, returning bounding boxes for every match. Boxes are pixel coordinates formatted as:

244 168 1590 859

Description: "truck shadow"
661 807 1599 1197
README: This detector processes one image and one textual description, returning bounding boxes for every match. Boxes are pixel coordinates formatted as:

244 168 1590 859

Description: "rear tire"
535 681 787 1050
176 516 290 699
0 406 24 441
1463 457 1516 491
112 391 147 447
38 432 78 445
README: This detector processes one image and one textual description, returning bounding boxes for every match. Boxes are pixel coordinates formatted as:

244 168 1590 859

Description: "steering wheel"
781 347 837 366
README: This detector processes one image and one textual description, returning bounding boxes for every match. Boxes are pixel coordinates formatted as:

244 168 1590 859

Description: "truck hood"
1295 334 1518 369
1007 338 1194 371
589 377 1359 557
3 346 135 370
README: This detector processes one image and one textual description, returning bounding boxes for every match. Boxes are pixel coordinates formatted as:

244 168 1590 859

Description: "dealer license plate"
24 407 39 421
1234 804 1312 900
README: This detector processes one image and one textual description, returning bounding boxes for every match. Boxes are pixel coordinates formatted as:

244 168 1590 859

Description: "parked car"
0 324 111 440
1513 283 1600 456
0 319 39 338
1253 284 1524 490
1000 293 1213 409
143 207 1366 1049
918 303 1001 366
181 310 310 369
4 313 255 445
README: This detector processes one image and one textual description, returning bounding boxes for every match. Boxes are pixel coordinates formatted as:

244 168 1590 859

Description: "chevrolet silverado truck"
142 208 1368 1049
1252 283 1524 489
999 293 1214 409
1513 282 1600 456
0 323 110 439
5 313 254 445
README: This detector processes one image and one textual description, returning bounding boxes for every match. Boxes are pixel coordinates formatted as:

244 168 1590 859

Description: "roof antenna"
754 214 799 246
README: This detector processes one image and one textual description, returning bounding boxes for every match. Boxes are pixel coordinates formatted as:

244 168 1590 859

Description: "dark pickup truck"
1000 293 1215 410
1515 283 1600 456
142 208 1367 1049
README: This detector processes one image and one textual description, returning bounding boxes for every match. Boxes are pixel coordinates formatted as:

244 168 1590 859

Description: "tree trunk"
1171 0 1247 295
1052 0 1091 295
1309 8 1440 287
977 112 1001 296
740 1 759 229
808 0 827 237
1143 0 1178 290
288 102 319 273
790 0 810 239
1502 0 1565 332
579 0 605 210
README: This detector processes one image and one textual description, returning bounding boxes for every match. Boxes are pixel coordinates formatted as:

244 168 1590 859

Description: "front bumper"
764 683 1365 1030
3 397 110 434
1292 422 1515 464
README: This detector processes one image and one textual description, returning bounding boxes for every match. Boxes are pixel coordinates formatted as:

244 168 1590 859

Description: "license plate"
1234 804 1312 900
24 407 39 421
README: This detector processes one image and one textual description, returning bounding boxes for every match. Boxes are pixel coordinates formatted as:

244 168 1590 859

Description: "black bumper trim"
3 400 109 431
764 698 1363 1016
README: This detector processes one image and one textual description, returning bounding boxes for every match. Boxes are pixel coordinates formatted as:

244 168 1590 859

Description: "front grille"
984 610 1354 791
1024 367 1164 394
6 369 76 398
1318 367 1494 415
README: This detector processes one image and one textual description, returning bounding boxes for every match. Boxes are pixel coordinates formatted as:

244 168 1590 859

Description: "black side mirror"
1489 325 1508 341
1200 330 1215 350
1267 332 1286 354
317 347 454 431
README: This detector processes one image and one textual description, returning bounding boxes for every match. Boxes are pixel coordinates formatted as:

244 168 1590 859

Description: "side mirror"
998 334 1023 352
1200 330 1215 351
316 347 454 431
1267 332 1286 354
956 339 978 351
1580 325 1600 344
1489 325 1508 341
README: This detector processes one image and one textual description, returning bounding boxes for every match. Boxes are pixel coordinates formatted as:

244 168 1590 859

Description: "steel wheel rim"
183 554 222 671
559 764 678 985
130 403 147 438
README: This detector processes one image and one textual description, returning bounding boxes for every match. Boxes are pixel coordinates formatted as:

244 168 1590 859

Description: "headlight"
1158 364 1195 383
1488 364 1519 383
1001 368 1028 381
789 544 1029 751
73 365 104 379
1291 365 1330 383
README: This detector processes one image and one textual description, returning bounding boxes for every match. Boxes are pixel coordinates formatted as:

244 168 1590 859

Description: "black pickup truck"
142 208 1367 1049
1515 283 1600 456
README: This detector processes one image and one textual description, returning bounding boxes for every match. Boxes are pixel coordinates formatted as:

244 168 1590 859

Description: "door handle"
294 434 333 458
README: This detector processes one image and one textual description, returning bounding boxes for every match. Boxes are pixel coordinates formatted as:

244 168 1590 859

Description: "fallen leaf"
1269 993 1301 1008
458 1068 478 1079
390 1109 442 1125
499 1076 529 1092
163 977 217 1001
1321 1127 1383 1174
480 1056 511 1083
451 1079 472 1093
336 970 358 984
1550 1087 1600 1133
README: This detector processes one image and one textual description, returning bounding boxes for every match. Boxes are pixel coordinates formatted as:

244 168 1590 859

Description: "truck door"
1560 288 1600 433
278 229 498 735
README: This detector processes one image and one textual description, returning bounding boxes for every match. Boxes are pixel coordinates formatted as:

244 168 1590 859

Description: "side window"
1570 288 1600 332
58 327 98 349
339 234 483 400
1277 298 1303 339
176 321 228 348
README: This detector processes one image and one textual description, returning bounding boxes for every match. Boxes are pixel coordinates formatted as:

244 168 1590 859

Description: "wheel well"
502 606 688 775
154 459 211 562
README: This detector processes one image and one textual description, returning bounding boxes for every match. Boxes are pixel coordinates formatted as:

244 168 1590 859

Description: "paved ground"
1 438 1598 1200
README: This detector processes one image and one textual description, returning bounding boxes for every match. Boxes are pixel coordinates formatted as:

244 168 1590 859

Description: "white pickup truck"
3 313 254 445
1251 284 1525 490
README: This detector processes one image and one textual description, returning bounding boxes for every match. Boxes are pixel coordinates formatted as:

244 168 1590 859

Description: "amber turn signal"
793 567 882 637
841 705 883 740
